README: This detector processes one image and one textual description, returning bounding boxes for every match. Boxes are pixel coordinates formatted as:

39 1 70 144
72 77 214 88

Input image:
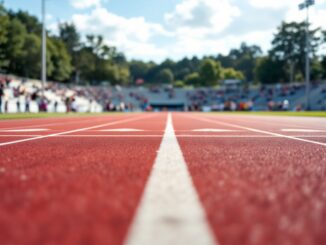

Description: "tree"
20 34 42 78
9 10 42 34
322 56 326 79
185 72 201 87
48 38 72 81
199 59 223 86
223 68 245 80
59 22 80 55
229 43 262 82
255 57 286 84
4 18 27 74
270 21 322 81
155 68 174 84
0 2 8 69
310 59 323 80
129 60 152 82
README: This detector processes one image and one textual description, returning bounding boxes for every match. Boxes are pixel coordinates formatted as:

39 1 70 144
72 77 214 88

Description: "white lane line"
187 115 326 147
192 129 238 132
0 135 42 137
206 114 320 129
0 129 49 132
2 134 326 139
2 134 326 138
100 128 145 132
52 135 162 138
281 129 325 133
0 114 155 147
125 113 217 245
0 116 109 130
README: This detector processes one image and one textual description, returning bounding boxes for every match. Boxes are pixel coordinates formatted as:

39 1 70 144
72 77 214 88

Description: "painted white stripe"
125 113 217 245
100 128 145 132
0 129 49 132
192 129 238 132
0 114 154 147
0 116 109 130
187 115 326 147
281 129 325 133
0 135 42 137
2 134 326 138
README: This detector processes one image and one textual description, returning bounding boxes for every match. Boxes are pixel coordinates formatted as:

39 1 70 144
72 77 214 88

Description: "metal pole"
41 0 46 97
305 6 310 110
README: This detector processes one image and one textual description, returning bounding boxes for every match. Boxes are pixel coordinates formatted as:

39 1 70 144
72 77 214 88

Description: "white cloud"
67 0 325 62
158 0 243 60
72 7 170 61
249 0 299 9
249 0 326 10
164 29 274 61
165 0 241 35
70 0 103 9
285 6 326 30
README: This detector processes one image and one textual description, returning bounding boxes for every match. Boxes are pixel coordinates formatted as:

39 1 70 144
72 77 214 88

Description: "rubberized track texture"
0 113 325 245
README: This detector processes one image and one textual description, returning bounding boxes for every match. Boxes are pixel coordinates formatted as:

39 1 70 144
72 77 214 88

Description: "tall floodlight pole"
299 0 315 110
41 0 46 96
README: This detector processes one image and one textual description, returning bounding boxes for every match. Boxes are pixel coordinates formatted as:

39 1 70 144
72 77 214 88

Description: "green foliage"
322 56 326 78
21 34 42 78
310 59 323 80
255 57 287 84
48 38 72 81
223 68 245 80
270 21 323 79
216 43 262 81
0 3 9 69
0 6 131 84
59 22 80 55
155 68 174 84
8 10 42 34
199 59 223 87
185 72 200 87
174 80 185 88
130 60 153 81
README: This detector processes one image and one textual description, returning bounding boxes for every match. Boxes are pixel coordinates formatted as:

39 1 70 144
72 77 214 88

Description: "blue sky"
4 0 326 62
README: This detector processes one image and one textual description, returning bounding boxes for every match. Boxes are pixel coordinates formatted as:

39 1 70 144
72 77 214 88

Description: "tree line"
1 4 326 87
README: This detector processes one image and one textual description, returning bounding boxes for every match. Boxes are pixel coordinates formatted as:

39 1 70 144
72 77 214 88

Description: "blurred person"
120 102 125 112
65 97 71 113
247 100 254 111
38 97 48 112
16 99 21 113
54 100 59 113
88 99 93 113
71 98 77 112
0 83 4 113
230 101 237 111
25 95 30 113
282 100 289 111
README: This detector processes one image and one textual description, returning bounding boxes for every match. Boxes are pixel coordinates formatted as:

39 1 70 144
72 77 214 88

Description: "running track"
0 113 325 245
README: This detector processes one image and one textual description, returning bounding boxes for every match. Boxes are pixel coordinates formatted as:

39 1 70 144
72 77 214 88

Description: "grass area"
0 112 122 120
1 111 326 120
211 111 326 117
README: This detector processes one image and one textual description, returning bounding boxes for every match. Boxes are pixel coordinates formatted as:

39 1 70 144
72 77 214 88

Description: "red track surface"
0 113 326 245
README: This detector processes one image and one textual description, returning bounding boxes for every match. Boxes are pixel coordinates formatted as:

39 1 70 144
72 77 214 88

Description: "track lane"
0 114 155 146
201 114 326 137
0 113 166 245
189 115 326 146
174 113 326 245
0 114 122 130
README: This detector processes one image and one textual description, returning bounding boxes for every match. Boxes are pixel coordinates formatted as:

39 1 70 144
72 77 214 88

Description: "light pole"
41 0 46 96
299 0 315 110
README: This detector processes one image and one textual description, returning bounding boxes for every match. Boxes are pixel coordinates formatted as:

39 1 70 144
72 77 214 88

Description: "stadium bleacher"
0 75 325 113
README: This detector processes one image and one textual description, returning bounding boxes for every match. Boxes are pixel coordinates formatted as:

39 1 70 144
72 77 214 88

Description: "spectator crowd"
1 75 326 113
